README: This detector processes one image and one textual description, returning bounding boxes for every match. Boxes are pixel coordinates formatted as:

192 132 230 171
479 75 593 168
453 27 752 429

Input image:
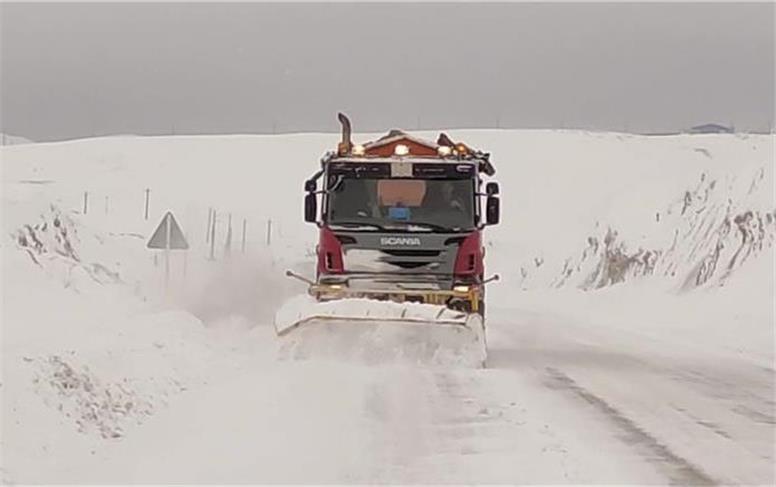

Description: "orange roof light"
455 143 469 155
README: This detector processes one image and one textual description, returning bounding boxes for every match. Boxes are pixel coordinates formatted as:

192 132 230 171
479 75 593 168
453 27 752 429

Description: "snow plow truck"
275 114 500 367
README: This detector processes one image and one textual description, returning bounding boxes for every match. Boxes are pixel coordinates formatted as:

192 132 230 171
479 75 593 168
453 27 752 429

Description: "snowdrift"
1 198 280 482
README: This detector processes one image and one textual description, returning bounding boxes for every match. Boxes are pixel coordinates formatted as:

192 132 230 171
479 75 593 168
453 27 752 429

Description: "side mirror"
486 196 500 225
304 193 317 223
486 182 500 195
305 180 317 192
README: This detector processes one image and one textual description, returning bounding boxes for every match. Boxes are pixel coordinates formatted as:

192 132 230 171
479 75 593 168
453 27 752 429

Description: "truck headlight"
453 285 470 293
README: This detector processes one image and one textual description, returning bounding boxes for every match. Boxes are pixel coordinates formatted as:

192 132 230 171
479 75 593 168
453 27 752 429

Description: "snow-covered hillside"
2 131 773 484
521 147 773 292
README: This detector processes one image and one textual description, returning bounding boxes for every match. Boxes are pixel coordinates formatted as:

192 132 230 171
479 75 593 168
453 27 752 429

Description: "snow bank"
497 133 774 293
1 194 279 482
546 163 774 291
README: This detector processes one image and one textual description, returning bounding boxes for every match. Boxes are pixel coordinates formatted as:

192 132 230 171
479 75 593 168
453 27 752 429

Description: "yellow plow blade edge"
273 296 487 368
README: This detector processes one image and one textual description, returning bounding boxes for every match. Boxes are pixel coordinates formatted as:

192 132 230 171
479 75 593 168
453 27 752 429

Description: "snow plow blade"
274 295 487 368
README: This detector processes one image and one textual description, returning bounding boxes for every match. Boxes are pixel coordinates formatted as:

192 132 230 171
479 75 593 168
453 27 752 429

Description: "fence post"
209 210 216 260
266 219 272 246
83 192 89 214
206 207 213 244
224 213 233 257
241 218 247 253
144 188 151 220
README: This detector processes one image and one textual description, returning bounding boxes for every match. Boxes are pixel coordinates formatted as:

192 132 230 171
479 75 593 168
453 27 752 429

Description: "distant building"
688 123 734 134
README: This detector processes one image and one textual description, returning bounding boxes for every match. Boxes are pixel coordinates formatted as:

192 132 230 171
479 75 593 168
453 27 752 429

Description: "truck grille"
381 249 441 257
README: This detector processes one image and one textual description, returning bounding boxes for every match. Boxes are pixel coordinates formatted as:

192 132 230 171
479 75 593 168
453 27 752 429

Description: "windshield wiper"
328 221 386 231
403 222 463 233
330 221 466 233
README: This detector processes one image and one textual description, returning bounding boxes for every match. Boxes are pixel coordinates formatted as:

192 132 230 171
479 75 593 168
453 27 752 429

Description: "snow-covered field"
1 130 773 484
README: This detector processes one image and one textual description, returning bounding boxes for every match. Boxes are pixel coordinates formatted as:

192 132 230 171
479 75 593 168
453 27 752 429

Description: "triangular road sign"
147 212 189 250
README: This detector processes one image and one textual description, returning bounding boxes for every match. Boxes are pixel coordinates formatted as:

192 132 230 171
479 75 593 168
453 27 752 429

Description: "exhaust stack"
337 112 352 155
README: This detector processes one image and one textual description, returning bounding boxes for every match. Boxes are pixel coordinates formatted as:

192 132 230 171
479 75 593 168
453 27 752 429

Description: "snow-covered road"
46 303 771 485
488 305 774 485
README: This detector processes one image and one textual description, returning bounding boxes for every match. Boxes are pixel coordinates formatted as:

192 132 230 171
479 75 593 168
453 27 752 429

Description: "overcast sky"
1 2 773 141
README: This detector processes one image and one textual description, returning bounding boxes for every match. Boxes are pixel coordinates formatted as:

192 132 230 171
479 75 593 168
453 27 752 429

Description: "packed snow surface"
1 130 773 484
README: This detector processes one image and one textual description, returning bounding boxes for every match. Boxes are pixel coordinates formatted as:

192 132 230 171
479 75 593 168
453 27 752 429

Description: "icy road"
50 304 771 485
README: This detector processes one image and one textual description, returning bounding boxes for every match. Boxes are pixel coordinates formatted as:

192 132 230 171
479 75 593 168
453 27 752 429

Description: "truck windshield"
327 177 475 231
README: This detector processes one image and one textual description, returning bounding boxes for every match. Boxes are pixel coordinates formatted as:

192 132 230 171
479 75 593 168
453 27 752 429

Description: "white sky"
1 2 773 141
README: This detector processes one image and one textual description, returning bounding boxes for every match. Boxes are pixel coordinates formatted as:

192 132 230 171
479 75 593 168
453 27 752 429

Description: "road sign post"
165 211 171 284
147 211 189 290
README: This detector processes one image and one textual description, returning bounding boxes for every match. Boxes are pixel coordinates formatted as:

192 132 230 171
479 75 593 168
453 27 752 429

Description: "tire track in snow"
360 363 671 484
490 305 774 479
361 368 435 481
359 369 516 482
670 367 776 427
544 367 717 486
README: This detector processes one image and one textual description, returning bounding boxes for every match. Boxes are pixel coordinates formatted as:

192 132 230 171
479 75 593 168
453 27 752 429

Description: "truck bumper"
309 282 482 313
